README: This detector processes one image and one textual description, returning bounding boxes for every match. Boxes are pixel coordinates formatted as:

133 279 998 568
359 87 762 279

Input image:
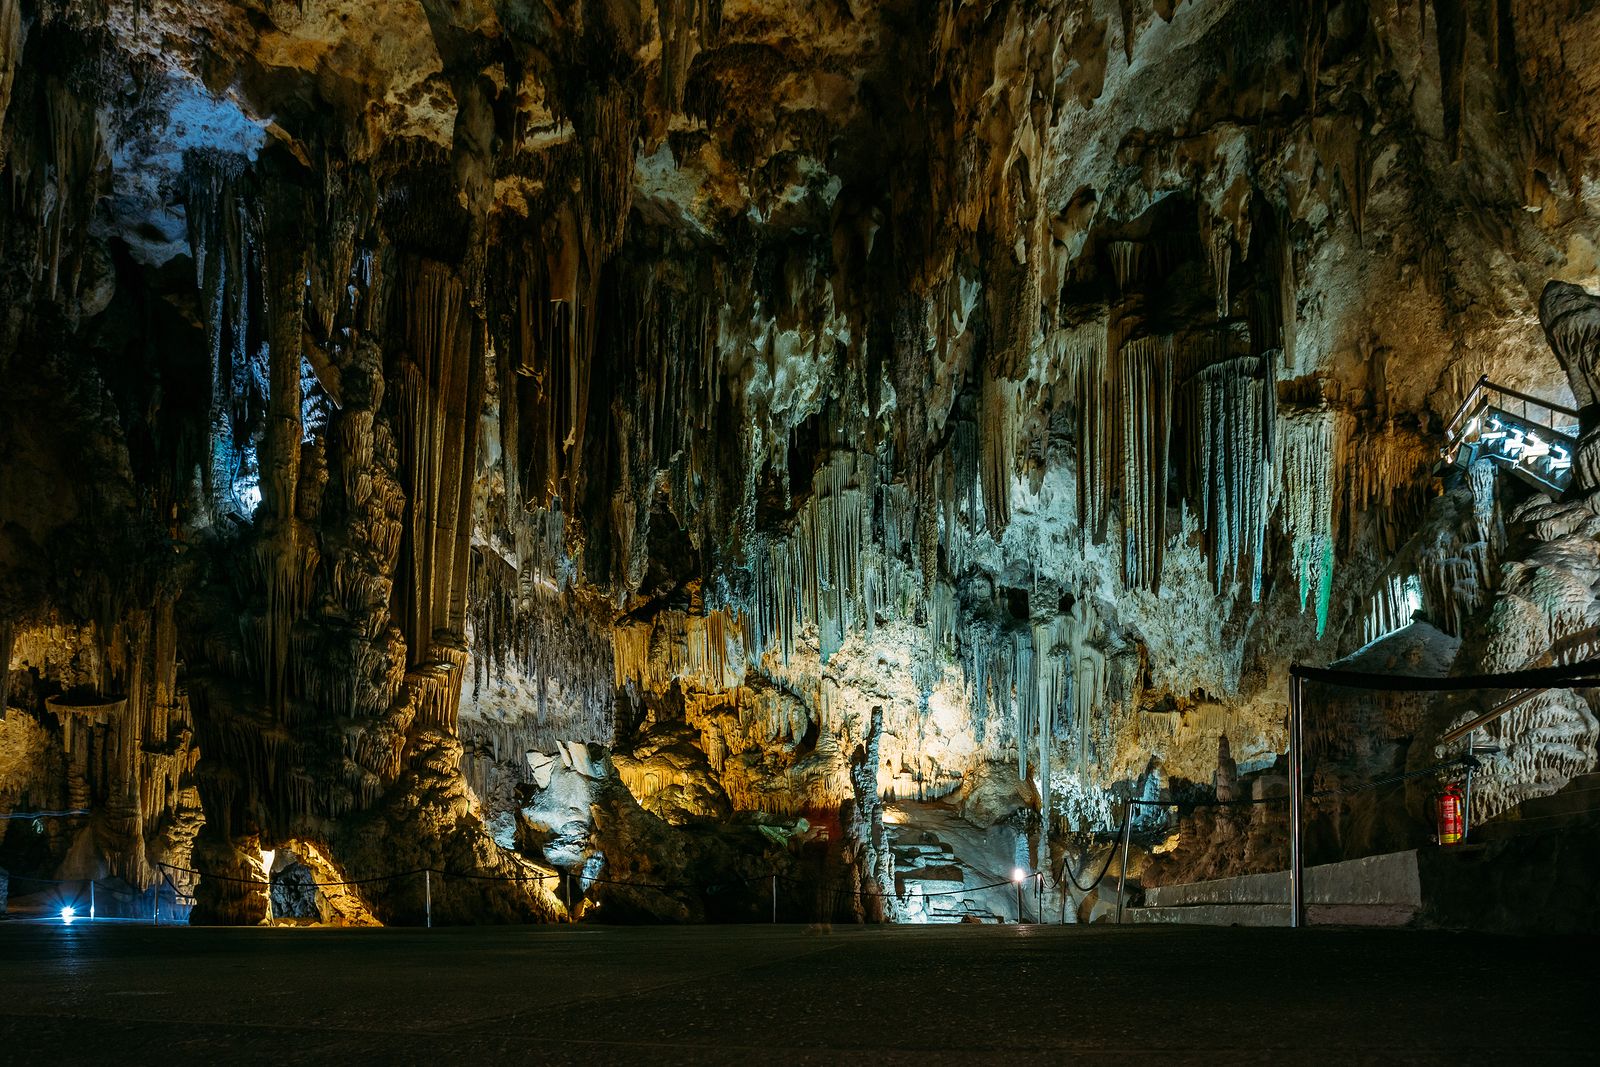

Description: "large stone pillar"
1539 281 1600 491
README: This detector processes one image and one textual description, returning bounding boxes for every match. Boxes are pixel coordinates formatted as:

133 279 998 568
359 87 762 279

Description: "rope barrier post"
562 874 570 922
1463 728 1477 842
89 879 95 922
1115 802 1133 925
425 869 432 928
771 874 777 924
1289 670 1306 930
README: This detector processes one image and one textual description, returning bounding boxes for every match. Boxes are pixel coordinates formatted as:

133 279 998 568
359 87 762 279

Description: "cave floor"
0 922 1592 1064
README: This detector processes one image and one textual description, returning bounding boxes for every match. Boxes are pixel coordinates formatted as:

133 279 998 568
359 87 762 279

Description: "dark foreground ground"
0 922 1593 1064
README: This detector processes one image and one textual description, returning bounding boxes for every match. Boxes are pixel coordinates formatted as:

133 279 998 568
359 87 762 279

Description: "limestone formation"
2 0 1599 925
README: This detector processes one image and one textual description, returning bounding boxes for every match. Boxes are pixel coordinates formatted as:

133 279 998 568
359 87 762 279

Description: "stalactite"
1341 420 1436 555
0 0 20 135
1119 335 1174 591
182 149 261 515
1416 540 1487 638
1064 597 1106 777
1107 240 1144 291
1066 318 1112 542
245 529 320 719
0 620 13 715
1199 213 1233 319
1313 113 1369 238
1277 405 1341 636
579 87 639 258
463 566 615 750
1182 345 1276 599
747 452 877 666
394 258 483 667
410 646 468 734
496 207 585 511
978 372 1021 535
1362 573 1420 646
657 0 720 114
40 72 107 302
1433 0 1469 160
926 581 959 651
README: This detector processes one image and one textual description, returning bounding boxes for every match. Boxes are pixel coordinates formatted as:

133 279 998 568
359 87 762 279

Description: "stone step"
898 865 965 886
1143 850 1421 908
1126 902 1417 928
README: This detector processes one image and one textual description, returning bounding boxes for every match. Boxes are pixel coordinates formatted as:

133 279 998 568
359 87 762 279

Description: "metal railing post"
772 874 778 923
425 869 432 928
1289 672 1306 929
89 879 95 922
1115 802 1134 925
1463 728 1477 842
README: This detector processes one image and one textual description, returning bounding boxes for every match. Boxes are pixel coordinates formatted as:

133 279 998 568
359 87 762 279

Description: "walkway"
3 923 1594 1062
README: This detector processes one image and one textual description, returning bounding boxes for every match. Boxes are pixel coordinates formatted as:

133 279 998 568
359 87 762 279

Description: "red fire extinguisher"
1437 783 1465 846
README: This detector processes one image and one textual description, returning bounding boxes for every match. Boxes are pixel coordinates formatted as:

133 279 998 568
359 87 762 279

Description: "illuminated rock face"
2 1 1600 921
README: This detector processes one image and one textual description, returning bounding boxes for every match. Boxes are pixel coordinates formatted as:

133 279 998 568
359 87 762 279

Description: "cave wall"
3 0 1600 920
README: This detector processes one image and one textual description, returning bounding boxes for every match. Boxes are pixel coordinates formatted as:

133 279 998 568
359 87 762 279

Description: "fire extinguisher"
1437 783 1465 846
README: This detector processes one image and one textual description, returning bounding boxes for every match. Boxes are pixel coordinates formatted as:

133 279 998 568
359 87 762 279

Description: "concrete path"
1 922 1592 1063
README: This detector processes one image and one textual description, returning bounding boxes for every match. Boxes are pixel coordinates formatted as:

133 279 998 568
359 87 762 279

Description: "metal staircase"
1442 375 1578 492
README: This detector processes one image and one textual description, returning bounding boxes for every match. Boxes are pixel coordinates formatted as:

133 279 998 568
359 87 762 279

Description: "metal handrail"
1438 688 1547 746
1444 376 1580 448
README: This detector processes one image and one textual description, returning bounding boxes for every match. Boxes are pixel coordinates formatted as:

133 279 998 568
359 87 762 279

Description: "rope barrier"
155 862 432 889
1117 753 1478 814
0 809 90 820
1061 804 1129 894
134 860 1015 911
1311 754 1478 799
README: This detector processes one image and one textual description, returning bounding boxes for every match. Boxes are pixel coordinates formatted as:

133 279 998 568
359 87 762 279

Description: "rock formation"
3 0 1600 924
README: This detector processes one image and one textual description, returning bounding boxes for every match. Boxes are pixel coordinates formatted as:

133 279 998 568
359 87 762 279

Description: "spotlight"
60 906 76 924
1012 867 1027 883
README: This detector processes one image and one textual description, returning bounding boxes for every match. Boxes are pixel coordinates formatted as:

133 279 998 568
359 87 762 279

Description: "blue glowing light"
60 905 76 924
